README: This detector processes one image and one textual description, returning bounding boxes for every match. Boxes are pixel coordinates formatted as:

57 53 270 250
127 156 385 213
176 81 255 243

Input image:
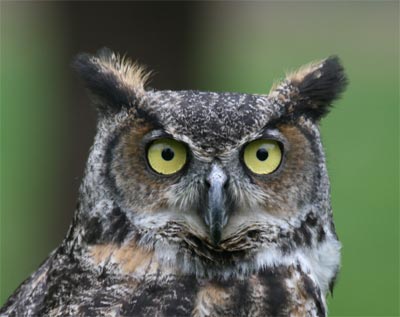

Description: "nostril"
205 176 229 190
223 180 229 189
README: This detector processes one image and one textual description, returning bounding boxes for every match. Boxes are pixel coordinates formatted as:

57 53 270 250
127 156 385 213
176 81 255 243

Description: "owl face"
73 48 346 276
109 90 319 245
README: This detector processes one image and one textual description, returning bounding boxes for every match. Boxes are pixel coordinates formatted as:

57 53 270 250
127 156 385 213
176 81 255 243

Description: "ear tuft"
72 47 151 115
271 56 348 121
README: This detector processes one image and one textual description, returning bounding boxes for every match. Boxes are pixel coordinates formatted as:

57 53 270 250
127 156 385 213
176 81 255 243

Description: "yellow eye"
147 138 187 175
243 139 282 175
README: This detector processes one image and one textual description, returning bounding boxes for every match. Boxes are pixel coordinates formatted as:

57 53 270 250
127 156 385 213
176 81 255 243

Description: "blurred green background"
0 2 398 316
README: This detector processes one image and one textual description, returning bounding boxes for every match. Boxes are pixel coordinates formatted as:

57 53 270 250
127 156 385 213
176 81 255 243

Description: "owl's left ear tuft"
271 56 348 121
72 47 151 116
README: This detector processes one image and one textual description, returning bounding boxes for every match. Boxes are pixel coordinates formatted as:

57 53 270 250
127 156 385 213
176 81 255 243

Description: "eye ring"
241 139 284 175
145 138 188 176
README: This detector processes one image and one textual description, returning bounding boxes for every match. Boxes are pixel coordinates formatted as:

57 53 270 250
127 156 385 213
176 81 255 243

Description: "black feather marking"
103 128 127 202
83 216 103 244
299 219 312 246
260 268 290 316
317 226 326 242
102 207 131 244
329 268 340 297
232 279 251 316
302 274 326 317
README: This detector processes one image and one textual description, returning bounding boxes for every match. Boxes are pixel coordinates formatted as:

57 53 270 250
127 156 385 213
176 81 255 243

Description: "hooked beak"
204 163 230 246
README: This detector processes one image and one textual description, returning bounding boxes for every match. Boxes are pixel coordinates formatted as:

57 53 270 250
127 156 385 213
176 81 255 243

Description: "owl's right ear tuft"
72 47 151 115
270 56 348 121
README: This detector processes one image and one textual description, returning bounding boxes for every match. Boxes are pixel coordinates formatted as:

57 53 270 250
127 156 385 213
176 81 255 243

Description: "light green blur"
1 2 69 307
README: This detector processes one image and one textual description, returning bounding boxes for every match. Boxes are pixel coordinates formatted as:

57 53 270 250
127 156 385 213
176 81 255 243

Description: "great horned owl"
1 48 347 317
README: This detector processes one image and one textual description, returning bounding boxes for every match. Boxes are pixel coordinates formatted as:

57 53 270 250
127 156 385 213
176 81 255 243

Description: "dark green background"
1 2 398 316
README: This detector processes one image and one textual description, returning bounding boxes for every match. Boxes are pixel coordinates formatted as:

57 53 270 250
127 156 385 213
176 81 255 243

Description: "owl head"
70 48 347 282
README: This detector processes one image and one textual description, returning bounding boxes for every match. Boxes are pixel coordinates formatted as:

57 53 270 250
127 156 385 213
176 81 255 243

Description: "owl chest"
53 266 325 317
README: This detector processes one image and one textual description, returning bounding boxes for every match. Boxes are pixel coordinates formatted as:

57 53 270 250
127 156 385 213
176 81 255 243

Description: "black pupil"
161 148 175 161
256 148 269 161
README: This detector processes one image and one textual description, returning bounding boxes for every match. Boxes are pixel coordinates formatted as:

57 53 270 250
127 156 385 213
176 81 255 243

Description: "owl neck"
63 198 340 299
